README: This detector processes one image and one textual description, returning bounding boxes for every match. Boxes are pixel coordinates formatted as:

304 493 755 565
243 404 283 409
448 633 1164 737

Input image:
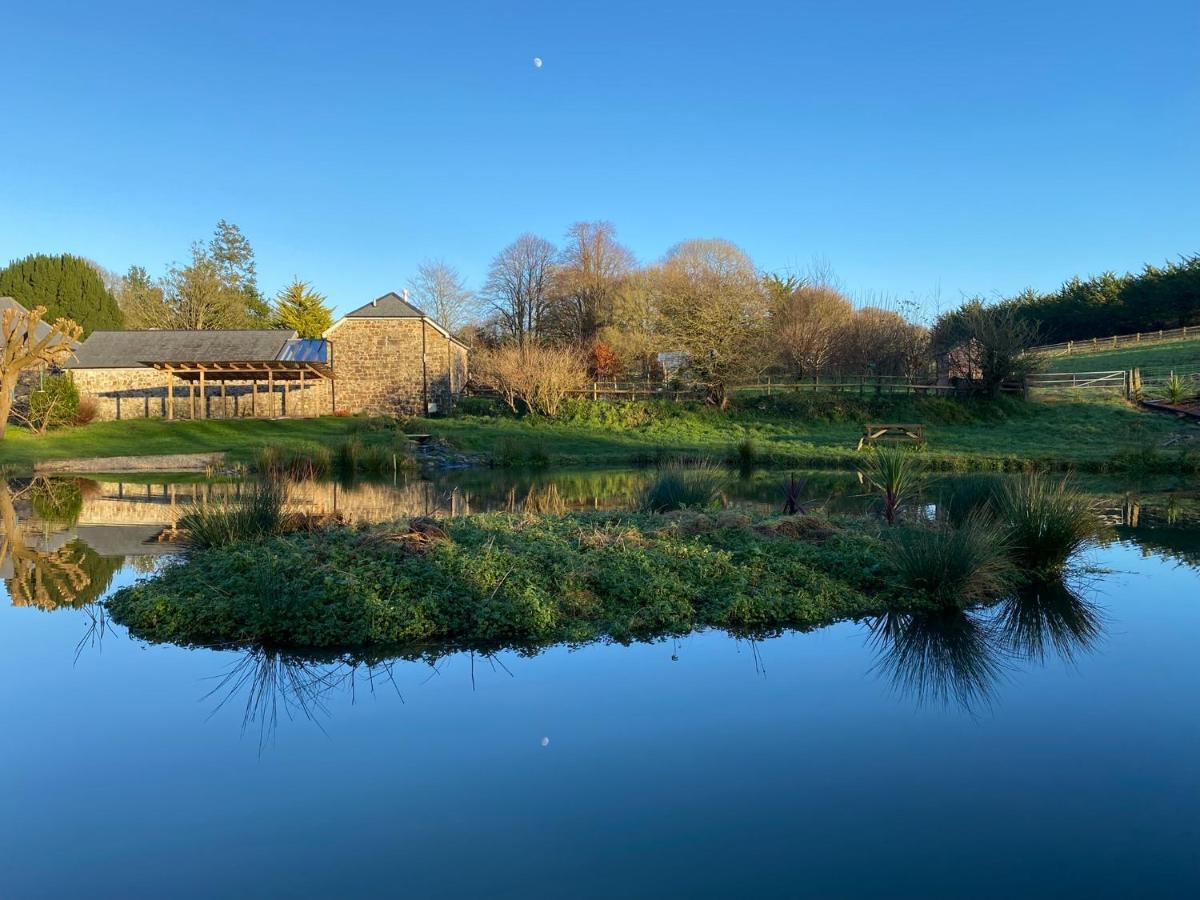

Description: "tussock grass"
890 512 1018 606
638 462 725 512
178 479 288 552
996 475 1104 575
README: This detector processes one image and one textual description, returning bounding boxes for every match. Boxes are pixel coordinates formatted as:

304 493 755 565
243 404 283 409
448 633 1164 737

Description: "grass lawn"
3 393 1198 474
418 394 1200 472
0 416 387 472
1040 337 1200 374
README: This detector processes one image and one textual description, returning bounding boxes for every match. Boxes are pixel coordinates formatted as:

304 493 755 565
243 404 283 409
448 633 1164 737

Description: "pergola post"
220 380 227 418
299 368 306 417
189 381 196 419
199 368 207 419
165 368 174 420
268 370 276 418
251 378 257 418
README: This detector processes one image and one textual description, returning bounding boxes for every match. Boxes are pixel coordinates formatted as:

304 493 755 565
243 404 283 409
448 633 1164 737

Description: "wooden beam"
166 367 174 420
299 367 306 418
199 368 207 419
268 369 275 418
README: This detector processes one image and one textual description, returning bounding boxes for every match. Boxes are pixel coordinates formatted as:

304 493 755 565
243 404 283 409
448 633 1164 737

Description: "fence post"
1067 340 1073 355
767 375 772 396
592 382 597 401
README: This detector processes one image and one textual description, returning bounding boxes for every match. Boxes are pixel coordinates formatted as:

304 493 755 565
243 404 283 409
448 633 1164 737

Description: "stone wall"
329 318 467 416
70 367 333 421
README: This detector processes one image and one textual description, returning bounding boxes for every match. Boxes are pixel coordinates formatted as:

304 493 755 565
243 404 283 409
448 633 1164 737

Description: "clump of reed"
637 461 725 513
995 474 1103 575
178 479 288 552
859 446 924 525
781 474 808 515
492 437 550 468
731 433 758 471
254 444 332 481
890 511 1018 606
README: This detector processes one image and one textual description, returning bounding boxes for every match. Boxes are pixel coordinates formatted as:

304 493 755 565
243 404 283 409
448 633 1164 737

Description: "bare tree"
482 234 557 342
651 239 768 406
408 260 475 333
547 221 636 341
1 305 82 439
768 277 855 375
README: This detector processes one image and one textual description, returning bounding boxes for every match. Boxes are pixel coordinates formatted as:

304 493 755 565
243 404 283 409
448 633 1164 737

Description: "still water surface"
1 471 1197 898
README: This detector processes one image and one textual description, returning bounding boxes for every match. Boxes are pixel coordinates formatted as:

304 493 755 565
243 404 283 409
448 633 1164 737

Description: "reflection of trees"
0 480 123 611
867 581 1107 712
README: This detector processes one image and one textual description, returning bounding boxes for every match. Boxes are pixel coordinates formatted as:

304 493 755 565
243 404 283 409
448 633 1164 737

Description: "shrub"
859 446 924 525
995 475 1102 575
178 479 287 552
638 462 724 512
454 396 502 417
473 343 587 416
27 374 80 432
72 396 99 426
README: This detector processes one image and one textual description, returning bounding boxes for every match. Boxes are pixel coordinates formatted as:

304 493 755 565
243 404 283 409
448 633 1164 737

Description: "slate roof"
343 292 427 318
66 329 300 369
0 296 80 350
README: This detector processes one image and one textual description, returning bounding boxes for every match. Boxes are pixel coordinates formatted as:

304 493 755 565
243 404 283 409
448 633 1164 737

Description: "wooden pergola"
142 359 335 419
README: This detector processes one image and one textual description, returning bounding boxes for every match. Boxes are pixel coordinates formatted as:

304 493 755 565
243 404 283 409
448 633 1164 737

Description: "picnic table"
856 423 926 450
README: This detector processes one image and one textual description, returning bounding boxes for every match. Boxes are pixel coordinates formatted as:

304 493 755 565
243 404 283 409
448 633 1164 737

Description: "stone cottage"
59 292 468 421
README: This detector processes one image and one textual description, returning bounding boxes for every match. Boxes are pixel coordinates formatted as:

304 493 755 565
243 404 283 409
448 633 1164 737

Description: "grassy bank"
108 511 901 650
1040 338 1200 373
420 394 1198 472
0 416 404 472
4 392 1197 475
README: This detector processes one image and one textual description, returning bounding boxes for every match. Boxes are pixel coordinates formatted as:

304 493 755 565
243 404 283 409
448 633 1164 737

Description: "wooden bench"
857 423 926 450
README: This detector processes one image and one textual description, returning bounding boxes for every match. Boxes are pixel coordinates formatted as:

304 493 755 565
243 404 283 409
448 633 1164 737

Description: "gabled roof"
66 329 299 369
0 296 80 351
344 292 427 319
328 292 471 350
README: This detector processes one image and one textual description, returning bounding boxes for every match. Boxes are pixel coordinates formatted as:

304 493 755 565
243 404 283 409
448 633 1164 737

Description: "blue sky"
2 0 1196 318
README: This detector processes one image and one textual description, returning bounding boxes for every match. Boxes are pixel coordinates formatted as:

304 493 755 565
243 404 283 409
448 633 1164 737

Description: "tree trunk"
0 373 16 439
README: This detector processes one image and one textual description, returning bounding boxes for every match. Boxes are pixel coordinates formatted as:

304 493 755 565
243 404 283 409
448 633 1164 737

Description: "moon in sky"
533 57 543 68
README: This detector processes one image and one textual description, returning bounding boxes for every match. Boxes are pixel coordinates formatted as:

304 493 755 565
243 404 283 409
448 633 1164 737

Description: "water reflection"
866 580 1107 713
0 480 124 611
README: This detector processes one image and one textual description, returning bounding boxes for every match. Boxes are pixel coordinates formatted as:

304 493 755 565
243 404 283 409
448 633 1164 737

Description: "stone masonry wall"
71 367 333 421
329 318 467 417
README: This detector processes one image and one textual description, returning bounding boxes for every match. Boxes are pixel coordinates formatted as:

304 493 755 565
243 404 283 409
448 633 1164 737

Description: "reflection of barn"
62 292 469 421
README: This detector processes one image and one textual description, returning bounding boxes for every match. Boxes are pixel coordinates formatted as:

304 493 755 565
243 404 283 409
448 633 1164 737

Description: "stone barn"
61 292 468 421
323 292 469 417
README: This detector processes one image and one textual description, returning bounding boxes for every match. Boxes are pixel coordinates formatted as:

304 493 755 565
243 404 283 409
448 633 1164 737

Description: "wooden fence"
563 375 965 402
1023 370 1128 392
1032 325 1199 356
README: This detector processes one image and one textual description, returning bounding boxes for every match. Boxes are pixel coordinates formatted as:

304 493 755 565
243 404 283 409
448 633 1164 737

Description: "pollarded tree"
0 254 122 336
272 279 333 338
0 305 83 439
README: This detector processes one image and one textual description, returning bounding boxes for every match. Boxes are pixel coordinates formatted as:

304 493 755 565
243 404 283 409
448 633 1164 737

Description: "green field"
419 394 1199 472
1040 337 1200 374
3 392 1198 474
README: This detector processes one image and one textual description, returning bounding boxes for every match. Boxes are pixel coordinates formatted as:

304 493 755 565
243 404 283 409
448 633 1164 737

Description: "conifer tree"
0 254 122 336
272 279 333 338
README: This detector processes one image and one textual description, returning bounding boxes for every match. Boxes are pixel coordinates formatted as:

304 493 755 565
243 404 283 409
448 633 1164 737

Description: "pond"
1 470 1198 897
